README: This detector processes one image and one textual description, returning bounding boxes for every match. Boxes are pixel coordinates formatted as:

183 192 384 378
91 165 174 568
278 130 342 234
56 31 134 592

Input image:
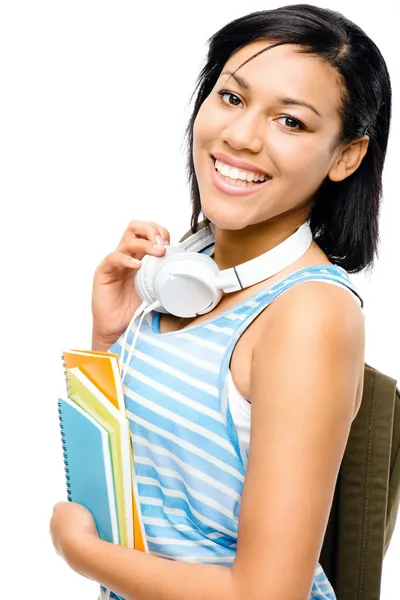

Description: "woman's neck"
212 214 310 270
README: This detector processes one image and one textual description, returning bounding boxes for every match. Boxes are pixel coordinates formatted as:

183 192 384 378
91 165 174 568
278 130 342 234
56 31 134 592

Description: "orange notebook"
63 350 124 413
62 349 148 552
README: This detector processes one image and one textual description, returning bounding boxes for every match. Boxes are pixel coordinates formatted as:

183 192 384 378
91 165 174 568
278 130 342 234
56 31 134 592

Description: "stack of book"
58 349 147 552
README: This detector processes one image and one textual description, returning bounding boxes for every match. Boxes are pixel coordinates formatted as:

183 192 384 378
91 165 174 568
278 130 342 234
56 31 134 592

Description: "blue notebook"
57 397 119 544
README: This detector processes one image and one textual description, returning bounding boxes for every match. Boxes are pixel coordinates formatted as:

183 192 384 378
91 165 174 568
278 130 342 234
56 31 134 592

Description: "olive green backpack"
320 364 399 599
179 224 400 599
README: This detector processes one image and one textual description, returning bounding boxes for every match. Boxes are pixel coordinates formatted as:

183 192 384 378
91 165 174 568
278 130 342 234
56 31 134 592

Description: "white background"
0 1 398 598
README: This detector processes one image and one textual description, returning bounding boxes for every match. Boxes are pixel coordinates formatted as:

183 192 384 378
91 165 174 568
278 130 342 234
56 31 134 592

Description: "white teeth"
227 177 247 187
220 163 231 177
215 158 268 182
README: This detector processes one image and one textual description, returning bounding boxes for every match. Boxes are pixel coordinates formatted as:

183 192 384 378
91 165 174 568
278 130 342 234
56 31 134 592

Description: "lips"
209 155 271 197
211 152 271 178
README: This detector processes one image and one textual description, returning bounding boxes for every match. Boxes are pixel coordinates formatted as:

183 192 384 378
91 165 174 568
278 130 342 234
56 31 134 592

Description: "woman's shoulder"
249 258 363 363
248 267 365 414
258 262 364 337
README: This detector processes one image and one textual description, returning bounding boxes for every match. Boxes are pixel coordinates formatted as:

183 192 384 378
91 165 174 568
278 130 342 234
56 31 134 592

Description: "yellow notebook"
63 351 147 552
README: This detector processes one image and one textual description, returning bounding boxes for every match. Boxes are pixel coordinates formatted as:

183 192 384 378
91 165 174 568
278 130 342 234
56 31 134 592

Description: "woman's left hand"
50 501 100 570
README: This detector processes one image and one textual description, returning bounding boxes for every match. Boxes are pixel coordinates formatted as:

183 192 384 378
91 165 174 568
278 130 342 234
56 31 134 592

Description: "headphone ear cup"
134 253 160 306
134 246 185 311
153 253 223 318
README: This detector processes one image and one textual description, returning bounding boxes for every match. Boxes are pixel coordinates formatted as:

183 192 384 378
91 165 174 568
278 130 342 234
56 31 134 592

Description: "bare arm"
232 282 365 598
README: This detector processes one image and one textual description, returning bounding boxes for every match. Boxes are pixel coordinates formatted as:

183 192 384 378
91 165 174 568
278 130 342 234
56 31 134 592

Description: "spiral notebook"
65 366 134 548
62 350 148 552
58 396 119 544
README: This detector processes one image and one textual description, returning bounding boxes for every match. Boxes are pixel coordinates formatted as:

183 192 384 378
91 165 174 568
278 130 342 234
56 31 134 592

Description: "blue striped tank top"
102 264 362 600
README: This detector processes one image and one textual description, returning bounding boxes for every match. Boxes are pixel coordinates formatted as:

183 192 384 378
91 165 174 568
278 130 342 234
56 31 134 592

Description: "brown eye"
277 116 305 131
218 91 243 107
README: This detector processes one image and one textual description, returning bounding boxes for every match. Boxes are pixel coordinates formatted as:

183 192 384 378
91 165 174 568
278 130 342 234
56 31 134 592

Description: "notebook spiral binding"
61 353 72 400
58 400 72 501
60 353 73 502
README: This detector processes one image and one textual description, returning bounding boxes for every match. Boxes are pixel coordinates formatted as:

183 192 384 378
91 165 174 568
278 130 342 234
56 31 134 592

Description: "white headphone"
134 220 313 318
118 220 313 381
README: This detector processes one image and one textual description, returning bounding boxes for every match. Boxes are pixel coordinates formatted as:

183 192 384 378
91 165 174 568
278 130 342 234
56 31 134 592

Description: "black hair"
184 4 392 273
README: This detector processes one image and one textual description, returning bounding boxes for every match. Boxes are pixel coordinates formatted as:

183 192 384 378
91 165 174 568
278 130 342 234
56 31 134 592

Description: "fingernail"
155 235 163 245
153 244 164 251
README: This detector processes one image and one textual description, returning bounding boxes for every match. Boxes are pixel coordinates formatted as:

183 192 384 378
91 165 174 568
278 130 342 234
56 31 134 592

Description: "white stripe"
225 312 246 321
178 333 225 354
129 419 244 482
315 564 323 575
140 497 206 523
135 457 237 519
246 300 260 308
279 272 343 286
134 435 241 501
128 324 221 373
125 393 236 455
138 476 237 537
141 497 219 526
146 535 220 547
142 517 225 540
150 551 235 564
144 516 189 528
140 498 234 543
311 586 334 597
221 378 228 423
125 368 223 421
140 496 163 506
124 348 219 397
204 323 235 335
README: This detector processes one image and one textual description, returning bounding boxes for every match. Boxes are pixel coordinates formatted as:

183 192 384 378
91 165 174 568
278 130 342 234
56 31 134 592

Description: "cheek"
193 99 222 146
192 104 217 173
276 137 333 180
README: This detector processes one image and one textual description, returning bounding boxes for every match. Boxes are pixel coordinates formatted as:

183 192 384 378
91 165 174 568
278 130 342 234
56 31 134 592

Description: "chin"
201 203 251 231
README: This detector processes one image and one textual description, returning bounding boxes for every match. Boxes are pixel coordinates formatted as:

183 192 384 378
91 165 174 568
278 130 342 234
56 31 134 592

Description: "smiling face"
192 40 346 230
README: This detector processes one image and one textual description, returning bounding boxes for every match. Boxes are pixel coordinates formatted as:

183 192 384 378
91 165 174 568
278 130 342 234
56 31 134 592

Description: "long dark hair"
184 4 392 273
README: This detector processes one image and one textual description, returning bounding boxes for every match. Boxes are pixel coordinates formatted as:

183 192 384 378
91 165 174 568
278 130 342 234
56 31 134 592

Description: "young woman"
50 4 392 599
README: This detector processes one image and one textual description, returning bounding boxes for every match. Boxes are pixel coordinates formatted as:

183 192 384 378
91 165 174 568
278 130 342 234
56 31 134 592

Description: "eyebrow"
221 70 323 119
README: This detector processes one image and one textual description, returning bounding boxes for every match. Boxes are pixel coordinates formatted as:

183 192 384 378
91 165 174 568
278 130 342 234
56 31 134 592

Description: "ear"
328 136 370 182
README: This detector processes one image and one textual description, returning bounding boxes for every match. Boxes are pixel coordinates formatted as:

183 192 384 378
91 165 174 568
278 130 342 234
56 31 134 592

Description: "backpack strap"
321 364 399 599
385 384 400 553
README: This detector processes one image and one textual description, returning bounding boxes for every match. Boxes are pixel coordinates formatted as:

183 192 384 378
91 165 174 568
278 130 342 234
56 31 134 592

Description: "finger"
118 220 169 249
99 251 143 276
117 237 166 259
114 220 151 249
156 225 171 246
53 501 68 512
125 220 161 243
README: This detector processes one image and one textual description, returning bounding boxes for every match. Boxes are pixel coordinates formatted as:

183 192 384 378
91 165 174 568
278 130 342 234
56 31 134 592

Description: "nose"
221 109 264 154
